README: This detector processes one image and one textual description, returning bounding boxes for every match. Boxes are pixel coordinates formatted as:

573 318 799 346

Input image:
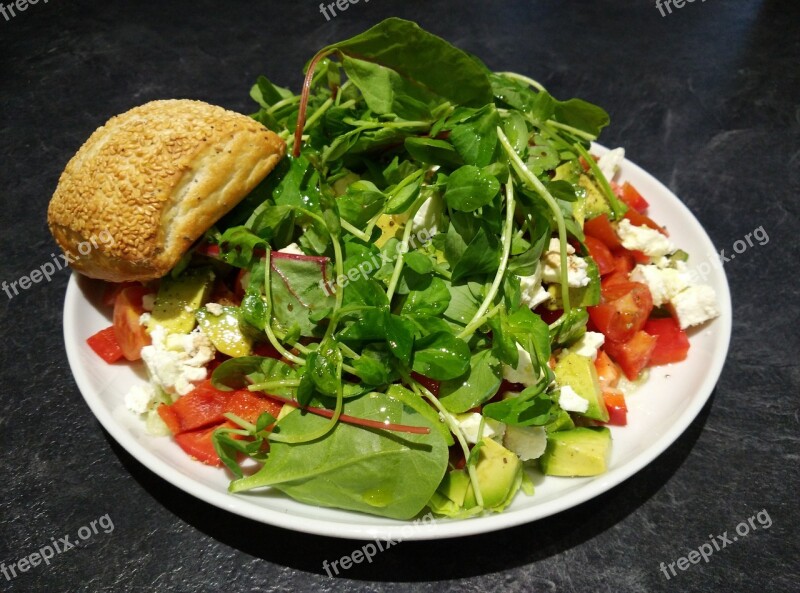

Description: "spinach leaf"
337 180 387 228
270 252 335 336
317 18 492 109
401 277 451 316
230 391 449 520
449 226 501 283
412 332 471 381
404 137 464 167
212 356 297 395
482 387 556 427
445 165 501 212
438 349 502 413
449 105 500 167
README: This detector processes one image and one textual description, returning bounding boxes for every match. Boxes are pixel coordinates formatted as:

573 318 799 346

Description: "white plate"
63 146 732 540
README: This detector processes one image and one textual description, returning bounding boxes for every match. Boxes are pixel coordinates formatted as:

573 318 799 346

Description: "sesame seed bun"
47 99 286 282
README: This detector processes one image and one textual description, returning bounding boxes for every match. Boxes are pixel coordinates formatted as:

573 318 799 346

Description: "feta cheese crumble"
558 385 590 413
455 413 505 445
563 331 605 361
141 293 155 312
205 302 224 316
615 218 676 258
124 383 156 415
630 264 689 307
671 285 720 329
597 147 625 181
541 238 590 287
518 263 551 309
410 194 443 238
502 344 538 386
140 325 215 396
278 242 305 256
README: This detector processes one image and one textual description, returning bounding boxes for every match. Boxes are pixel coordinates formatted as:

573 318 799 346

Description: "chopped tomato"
102 282 137 307
86 326 124 363
602 389 628 426
174 421 235 467
594 350 621 389
584 236 615 276
157 380 231 434
644 317 690 365
630 249 650 265
589 282 654 343
411 372 440 397
612 251 635 274
113 286 152 361
602 270 630 288
535 307 563 325
604 331 657 380
226 390 284 425
618 182 649 213
624 208 667 236
584 214 622 250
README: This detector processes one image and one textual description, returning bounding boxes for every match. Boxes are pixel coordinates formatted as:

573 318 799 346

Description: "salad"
86 19 719 521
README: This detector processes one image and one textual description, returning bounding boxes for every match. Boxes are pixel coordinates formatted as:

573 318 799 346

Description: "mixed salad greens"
87 18 719 520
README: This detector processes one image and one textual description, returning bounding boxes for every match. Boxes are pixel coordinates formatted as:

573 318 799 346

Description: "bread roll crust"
48 99 285 282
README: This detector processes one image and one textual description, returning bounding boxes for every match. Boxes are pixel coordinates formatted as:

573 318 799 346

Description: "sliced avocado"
438 469 471 507
196 305 253 357
578 173 612 220
148 269 214 334
544 408 576 433
554 352 609 422
544 259 601 309
539 426 612 476
553 160 582 184
463 438 523 511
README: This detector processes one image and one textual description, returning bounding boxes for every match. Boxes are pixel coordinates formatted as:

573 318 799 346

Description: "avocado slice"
544 408 576 433
554 352 609 422
539 427 612 476
578 173 612 220
149 269 215 334
196 305 253 357
463 438 523 511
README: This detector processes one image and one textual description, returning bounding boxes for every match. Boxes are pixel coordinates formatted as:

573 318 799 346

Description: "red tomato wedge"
102 282 137 307
644 317 690 365
86 326 124 363
611 251 635 274
604 331 658 380
584 236 615 276
174 421 236 467
617 182 649 213
584 214 622 250
602 389 628 426
589 282 654 343
158 380 231 434
113 286 152 361
594 350 621 390
624 208 667 236
225 390 284 425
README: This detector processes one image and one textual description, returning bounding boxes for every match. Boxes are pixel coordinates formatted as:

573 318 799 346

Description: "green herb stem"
573 142 628 219
497 126 572 317
457 180 516 339
385 193 429 302
498 71 546 92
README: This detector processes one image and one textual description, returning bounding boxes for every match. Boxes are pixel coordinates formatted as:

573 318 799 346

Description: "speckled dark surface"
0 1 797 591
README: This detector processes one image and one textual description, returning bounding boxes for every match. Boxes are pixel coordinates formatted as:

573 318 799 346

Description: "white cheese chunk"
455 413 505 445
597 147 625 181
616 218 676 258
502 344 538 386
566 332 605 361
140 326 215 396
558 385 590 413
277 242 305 255
518 263 551 309
630 264 689 307
671 285 720 329
410 194 443 238
124 383 156 415
541 239 590 287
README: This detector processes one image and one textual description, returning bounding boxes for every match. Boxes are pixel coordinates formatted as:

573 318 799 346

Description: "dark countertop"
1 1 797 591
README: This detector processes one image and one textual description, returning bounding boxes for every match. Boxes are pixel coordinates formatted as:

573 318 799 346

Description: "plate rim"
63 145 733 540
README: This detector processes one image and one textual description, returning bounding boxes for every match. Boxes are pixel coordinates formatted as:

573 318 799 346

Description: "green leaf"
439 350 503 413
317 18 493 109
444 165 501 212
341 56 435 120
308 338 343 396
449 226 501 283
401 277 451 316
507 306 551 373
553 98 610 138
212 356 297 396
482 388 556 427
412 332 471 381
270 252 336 336
337 180 387 228
230 391 449 520
449 105 500 167
488 308 519 367
250 74 293 108
385 314 415 366
403 250 434 274
404 137 464 167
